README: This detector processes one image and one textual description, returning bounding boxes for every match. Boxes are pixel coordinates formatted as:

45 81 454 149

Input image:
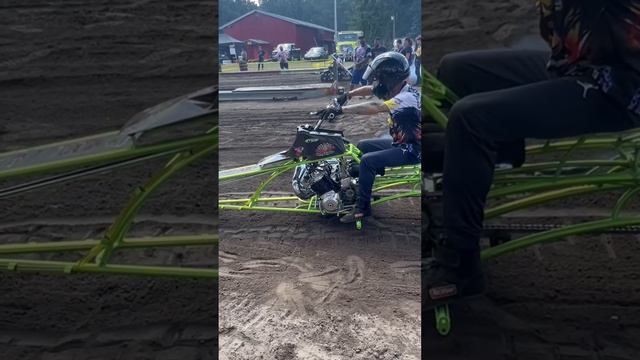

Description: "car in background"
271 43 301 61
303 47 328 60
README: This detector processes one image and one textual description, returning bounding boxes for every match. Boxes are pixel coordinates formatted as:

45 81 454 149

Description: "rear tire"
320 71 334 83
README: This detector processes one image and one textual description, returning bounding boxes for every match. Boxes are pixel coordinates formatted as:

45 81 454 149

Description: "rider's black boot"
422 192 485 308
423 194 443 257
422 240 485 310
339 203 372 223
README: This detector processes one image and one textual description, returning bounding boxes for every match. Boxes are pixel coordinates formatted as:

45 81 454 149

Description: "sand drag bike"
219 101 421 229
320 54 353 82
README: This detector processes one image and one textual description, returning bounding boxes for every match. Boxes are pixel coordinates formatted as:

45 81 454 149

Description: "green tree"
349 0 420 46
219 0 258 25
260 0 354 30
220 0 420 48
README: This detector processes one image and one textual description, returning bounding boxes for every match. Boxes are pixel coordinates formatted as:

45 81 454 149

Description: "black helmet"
362 51 410 100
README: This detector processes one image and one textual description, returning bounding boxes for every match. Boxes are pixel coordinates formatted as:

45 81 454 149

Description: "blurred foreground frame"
423 64 640 335
0 87 218 280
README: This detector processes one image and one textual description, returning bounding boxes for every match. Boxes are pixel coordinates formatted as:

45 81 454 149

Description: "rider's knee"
356 139 369 151
448 95 494 137
448 97 475 131
438 52 470 86
360 153 374 168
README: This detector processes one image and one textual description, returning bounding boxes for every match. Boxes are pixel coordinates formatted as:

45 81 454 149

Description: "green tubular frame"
219 143 421 213
0 133 216 182
0 126 219 279
422 67 640 335
421 68 640 259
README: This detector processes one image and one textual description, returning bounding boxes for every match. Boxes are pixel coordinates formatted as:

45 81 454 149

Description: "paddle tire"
320 70 334 83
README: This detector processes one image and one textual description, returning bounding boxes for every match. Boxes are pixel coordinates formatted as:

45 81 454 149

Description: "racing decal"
429 284 458 300
315 142 337 157
292 146 304 158
381 84 422 160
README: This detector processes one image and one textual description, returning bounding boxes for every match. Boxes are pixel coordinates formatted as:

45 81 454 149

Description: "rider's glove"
317 99 342 120
336 93 348 106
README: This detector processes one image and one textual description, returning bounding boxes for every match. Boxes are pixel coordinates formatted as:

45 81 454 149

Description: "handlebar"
309 110 336 130
309 98 341 130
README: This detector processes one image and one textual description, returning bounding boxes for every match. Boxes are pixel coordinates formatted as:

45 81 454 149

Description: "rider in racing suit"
424 0 640 308
318 51 421 223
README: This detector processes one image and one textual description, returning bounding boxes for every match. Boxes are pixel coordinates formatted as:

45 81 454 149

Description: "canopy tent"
219 33 243 45
219 33 244 63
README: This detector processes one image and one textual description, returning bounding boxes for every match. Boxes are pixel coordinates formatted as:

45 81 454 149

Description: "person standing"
351 36 371 90
401 38 417 85
257 46 265 71
276 45 289 70
239 48 248 72
414 35 422 85
371 38 387 58
394 39 403 52
400 38 414 64
366 38 388 86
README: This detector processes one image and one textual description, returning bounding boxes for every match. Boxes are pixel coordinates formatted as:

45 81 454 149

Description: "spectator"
366 38 388 86
351 35 372 90
371 38 387 58
394 39 402 52
257 46 265 71
276 45 289 70
400 37 414 65
414 35 422 84
401 38 417 85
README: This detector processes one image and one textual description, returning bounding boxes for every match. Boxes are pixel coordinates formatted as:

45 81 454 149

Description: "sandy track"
220 71 320 91
219 218 420 360
219 72 421 359
422 0 538 69
0 1 218 359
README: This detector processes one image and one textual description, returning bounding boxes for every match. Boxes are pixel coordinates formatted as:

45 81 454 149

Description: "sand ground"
0 1 218 359
218 76 421 359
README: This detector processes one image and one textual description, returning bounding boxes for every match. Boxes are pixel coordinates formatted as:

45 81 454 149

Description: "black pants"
279 62 288 70
439 49 635 251
357 137 420 210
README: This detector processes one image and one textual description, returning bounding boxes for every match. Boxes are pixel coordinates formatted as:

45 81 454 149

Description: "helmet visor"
362 63 374 81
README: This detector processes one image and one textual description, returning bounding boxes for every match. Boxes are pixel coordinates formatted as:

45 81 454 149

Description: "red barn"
220 10 335 61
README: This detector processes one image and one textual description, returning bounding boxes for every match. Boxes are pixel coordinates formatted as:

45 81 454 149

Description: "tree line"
219 0 421 45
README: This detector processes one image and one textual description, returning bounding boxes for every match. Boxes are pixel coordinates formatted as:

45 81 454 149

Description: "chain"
484 223 640 233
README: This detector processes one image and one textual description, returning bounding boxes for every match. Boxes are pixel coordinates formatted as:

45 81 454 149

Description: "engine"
292 159 357 214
